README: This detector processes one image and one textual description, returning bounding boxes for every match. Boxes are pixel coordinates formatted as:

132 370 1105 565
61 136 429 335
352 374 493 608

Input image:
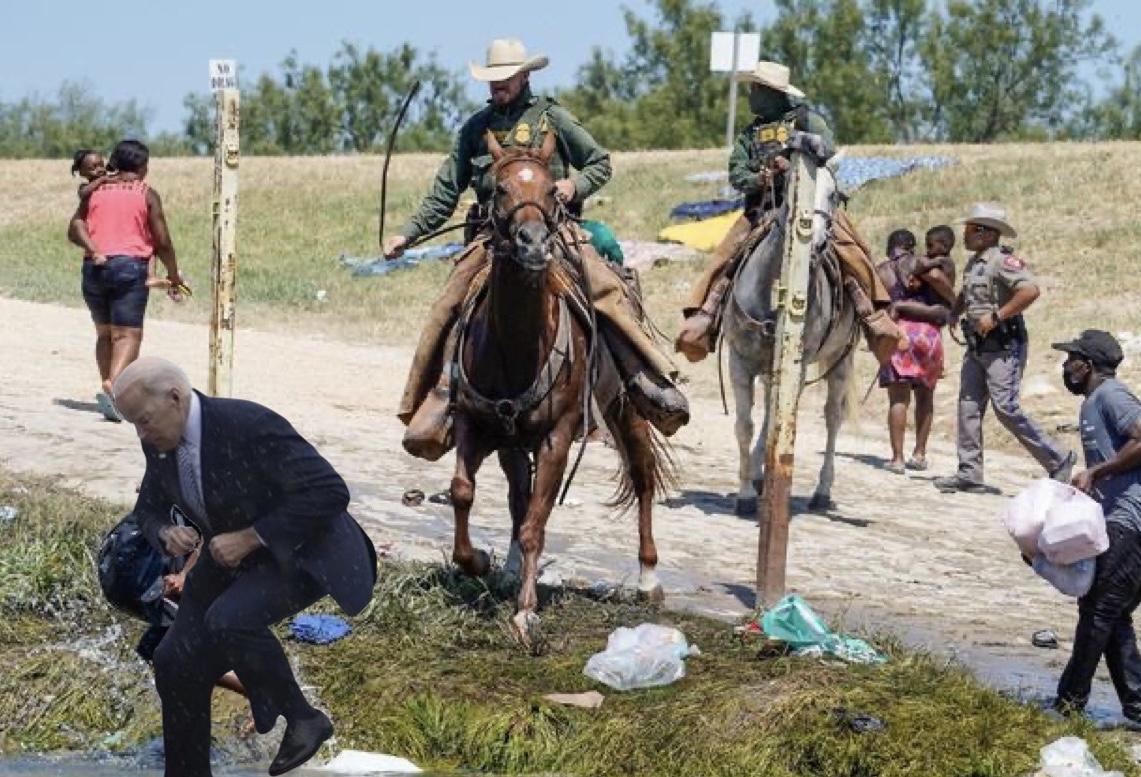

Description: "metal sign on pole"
208 59 240 397
756 151 817 607
710 31 761 148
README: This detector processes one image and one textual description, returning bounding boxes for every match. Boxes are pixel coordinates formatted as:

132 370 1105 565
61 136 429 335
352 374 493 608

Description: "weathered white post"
757 150 817 606
208 59 239 397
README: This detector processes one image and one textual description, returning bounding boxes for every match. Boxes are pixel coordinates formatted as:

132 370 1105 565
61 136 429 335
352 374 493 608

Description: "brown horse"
449 129 672 647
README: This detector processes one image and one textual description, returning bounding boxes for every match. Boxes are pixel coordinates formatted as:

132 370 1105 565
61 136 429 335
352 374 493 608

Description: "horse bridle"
488 156 561 268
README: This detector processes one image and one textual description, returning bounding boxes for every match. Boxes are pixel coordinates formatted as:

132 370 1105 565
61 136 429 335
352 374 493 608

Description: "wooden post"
208 88 240 397
757 151 817 607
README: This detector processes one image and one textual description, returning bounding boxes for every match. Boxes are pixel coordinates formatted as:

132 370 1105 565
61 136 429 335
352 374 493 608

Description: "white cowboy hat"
735 61 805 98
956 202 1018 238
469 39 550 82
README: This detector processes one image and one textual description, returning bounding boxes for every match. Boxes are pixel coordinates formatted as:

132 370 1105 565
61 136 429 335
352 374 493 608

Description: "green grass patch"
0 467 1138 774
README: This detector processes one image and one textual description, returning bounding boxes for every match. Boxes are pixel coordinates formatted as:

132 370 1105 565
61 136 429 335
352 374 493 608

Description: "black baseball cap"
1051 330 1124 371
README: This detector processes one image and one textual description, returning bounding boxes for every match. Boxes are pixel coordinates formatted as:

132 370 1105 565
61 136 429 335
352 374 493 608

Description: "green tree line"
2 0 1139 158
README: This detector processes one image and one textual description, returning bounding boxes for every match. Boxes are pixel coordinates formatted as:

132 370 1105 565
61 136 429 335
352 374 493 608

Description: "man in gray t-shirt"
1050 330 1141 722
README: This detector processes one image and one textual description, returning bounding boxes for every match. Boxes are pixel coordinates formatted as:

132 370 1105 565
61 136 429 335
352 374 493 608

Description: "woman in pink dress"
875 229 956 473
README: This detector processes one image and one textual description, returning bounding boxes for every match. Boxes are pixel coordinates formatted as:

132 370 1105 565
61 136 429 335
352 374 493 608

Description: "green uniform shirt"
402 87 612 242
961 245 1036 323
728 103 835 197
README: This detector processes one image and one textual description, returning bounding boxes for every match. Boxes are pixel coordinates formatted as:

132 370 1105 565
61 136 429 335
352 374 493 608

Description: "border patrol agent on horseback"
675 61 900 365
933 203 1076 493
384 39 688 460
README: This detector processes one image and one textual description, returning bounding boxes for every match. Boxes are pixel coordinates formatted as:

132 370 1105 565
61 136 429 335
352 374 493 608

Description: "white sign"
709 32 761 73
209 59 238 91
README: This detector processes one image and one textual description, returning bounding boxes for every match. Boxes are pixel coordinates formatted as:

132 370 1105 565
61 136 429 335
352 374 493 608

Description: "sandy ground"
0 296 1122 716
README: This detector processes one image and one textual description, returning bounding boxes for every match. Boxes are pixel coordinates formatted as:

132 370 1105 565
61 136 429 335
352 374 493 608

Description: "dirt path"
0 297 1117 715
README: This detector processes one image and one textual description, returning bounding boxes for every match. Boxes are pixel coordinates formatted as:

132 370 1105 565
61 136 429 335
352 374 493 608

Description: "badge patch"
776 126 790 143
514 123 532 144
538 114 550 133
1003 255 1025 270
758 127 776 142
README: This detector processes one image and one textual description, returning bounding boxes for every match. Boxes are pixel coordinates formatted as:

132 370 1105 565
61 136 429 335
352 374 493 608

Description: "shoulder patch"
1003 255 1025 271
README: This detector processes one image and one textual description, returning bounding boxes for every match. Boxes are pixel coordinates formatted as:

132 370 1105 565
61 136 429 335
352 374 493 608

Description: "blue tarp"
290 614 352 645
339 242 465 277
671 156 958 223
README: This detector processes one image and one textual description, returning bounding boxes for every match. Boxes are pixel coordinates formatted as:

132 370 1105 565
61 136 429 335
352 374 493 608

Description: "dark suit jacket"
132 392 376 615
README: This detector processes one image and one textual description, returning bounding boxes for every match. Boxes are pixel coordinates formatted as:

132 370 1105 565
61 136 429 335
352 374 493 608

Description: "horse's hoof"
456 548 492 578
636 585 665 604
808 494 836 512
735 497 758 516
511 611 545 655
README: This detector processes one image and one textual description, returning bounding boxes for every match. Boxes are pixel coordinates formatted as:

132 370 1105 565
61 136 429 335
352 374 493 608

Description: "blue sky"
5 0 1137 133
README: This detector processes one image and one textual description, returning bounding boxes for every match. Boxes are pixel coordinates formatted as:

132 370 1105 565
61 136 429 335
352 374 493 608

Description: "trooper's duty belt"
961 313 1027 354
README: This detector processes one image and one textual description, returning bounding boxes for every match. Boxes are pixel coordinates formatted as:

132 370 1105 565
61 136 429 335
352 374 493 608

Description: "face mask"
1062 361 1089 395
749 87 788 118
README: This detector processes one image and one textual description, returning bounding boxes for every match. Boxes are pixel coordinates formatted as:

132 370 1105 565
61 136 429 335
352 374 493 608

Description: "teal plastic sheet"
760 595 886 664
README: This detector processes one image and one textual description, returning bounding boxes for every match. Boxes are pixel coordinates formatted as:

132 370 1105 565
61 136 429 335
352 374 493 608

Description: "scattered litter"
832 707 885 734
317 750 422 773
401 489 425 507
0 505 17 522
685 170 728 183
1036 736 1123 777
753 595 887 664
583 623 700 691
1032 629 1060 649
11 487 27 495
290 614 352 645
376 541 397 558
538 568 564 587
543 690 605 709
670 198 744 220
315 289 328 302
1056 422 1080 433
560 498 583 508
618 240 703 271
428 490 452 506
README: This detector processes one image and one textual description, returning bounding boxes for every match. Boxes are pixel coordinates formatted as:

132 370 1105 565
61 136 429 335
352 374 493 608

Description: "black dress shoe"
268 710 333 776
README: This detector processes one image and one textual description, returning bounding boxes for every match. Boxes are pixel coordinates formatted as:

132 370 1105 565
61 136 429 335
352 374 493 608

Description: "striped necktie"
176 439 207 526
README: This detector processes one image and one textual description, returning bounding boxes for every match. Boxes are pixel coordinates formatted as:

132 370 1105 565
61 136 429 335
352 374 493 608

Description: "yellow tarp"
657 210 743 252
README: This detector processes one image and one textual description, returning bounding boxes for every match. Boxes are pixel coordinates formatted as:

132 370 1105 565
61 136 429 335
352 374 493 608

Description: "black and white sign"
209 59 238 91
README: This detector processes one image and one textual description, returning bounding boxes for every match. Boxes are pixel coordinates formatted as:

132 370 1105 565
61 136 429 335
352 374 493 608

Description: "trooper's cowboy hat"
734 61 804 98
956 202 1018 238
469 39 550 82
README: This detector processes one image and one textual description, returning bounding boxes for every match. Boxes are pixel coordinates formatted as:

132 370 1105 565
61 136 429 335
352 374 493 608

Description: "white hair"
113 356 193 399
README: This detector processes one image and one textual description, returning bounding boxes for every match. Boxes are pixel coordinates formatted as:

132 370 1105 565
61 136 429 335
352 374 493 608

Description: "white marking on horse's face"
518 168 535 182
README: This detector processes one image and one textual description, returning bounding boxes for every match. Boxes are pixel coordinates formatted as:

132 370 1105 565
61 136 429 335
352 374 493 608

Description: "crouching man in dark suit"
114 356 377 777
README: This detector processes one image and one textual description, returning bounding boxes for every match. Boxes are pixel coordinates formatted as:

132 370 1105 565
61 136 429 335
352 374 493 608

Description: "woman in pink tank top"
68 140 188 421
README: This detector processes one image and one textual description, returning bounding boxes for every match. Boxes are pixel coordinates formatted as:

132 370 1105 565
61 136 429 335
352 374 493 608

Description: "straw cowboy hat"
469 39 549 82
735 61 804 98
956 202 1018 238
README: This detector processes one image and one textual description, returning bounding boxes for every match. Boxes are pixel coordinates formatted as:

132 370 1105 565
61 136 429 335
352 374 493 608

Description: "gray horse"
723 164 859 516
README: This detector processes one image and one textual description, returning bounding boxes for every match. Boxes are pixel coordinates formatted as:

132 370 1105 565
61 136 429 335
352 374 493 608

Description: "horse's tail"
606 406 679 512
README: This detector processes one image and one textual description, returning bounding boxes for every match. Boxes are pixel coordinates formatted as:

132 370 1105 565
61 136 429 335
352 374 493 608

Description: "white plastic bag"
583 624 698 691
1003 478 1073 558
1039 488 1109 565
1038 736 1123 777
1033 555 1096 598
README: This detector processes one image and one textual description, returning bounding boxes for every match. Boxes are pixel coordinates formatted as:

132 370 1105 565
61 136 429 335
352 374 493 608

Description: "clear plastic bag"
1032 555 1096 598
1038 736 1123 777
583 624 697 691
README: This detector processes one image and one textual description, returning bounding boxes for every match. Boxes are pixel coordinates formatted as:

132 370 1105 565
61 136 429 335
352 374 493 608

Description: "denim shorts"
81 255 150 327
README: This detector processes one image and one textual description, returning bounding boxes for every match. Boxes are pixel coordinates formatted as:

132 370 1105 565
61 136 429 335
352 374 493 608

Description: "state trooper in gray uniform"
934 203 1076 493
